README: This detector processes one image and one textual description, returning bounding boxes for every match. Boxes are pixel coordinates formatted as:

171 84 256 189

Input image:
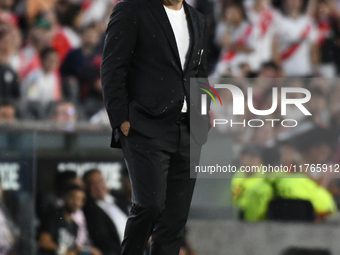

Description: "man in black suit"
101 0 210 254
82 170 128 255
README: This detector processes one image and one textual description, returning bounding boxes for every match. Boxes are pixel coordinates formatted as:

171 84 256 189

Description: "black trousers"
119 117 201 255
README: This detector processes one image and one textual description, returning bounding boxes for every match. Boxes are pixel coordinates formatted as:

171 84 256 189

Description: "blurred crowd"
1 0 340 124
201 0 340 223
0 169 197 255
210 0 339 79
0 0 117 126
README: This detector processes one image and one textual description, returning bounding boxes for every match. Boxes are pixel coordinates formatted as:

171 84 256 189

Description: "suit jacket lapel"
147 0 182 69
183 1 199 75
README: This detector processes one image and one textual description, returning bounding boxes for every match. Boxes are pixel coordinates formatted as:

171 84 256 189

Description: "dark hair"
294 127 335 152
83 169 101 187
62 184 84 196
55 171 77 196
0 101 14 108
282 0 308 15
39 47 57 61
79 22 97 35
228 1 248 21
240 144 263 159
49 100 76 118
261 61 279 72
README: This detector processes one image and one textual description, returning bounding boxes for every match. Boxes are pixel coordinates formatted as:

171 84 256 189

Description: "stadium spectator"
39 184 85 255
257 61 281 78
212 2 257 78
0 0 18 26
52 101 77 124
22 47 62 108
60 23 101 104
276 0 319 77
39 10 81 62
0 21 21 73
0 102 16 123
0 25 20 102
26 0 56 24
82 169 128 255
245 0 282 71
40 171 101 255
8 26 22 72
231 145 274 221
0 179 16 255
314 0 340 78
54 0 82 29
19 26 52 81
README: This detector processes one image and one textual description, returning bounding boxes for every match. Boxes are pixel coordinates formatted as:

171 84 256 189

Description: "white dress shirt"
164 4 190 112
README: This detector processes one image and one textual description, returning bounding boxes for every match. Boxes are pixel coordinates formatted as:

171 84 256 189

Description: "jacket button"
183 78 187 82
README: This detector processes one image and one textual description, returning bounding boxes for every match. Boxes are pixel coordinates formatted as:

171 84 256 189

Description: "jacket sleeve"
101 2 138 130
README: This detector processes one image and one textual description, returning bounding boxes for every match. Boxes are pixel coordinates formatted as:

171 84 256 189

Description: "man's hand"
120 121 130 136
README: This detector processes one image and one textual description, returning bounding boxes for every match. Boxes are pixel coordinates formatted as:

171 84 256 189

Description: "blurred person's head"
225 3 247 25
0 24 12 59
279 143 298 167
239 144 263 167
284 0 304 16
55 170 84 197
258 62 280 78
0 0 14 10
61 185 85 214
254 0 270 6
316 0 331 18
28 27 52 52
52 101 77 123
40 10 58 28
80 23 100 55
238 63 251 78
40 47 59 73
296 128 334 164
83 169 108 200
0 102 16 123
55 0 72 12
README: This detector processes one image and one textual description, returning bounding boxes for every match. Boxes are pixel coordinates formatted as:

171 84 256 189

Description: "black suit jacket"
83 196 127 255
101 0 211 148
